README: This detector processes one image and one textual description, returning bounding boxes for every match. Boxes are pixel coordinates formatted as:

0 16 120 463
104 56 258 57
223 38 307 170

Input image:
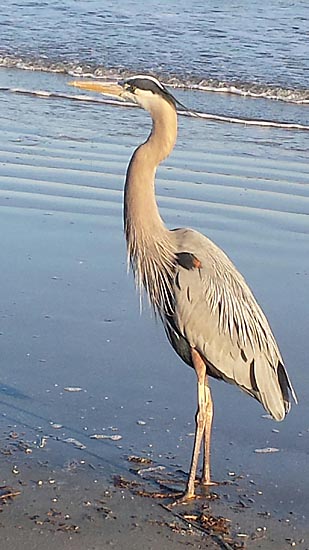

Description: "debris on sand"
29 508 80 533
63 437 86 450
136 465 165 476
183 510 231 535
149 517 195 536
38 436 48 448
0 486 21 502
155 503 243 550
254 447 280 454
136 489 178 499
113 475 141 490
127 455 152 464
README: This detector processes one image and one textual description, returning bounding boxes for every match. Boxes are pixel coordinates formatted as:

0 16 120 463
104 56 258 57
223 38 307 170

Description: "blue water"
0 0 308 103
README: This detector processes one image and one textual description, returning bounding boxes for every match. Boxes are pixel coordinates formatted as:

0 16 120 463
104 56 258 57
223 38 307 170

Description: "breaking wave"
1 85 309 131
1 54 308 106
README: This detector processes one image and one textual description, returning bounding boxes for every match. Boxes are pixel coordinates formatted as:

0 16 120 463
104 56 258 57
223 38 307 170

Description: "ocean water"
0 0 309 530
0 0 309 104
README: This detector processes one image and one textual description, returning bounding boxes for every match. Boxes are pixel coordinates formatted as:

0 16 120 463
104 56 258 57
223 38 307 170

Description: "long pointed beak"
68 80 124 99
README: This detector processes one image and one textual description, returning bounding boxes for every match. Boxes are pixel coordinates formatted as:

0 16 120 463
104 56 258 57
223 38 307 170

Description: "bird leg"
201 379 214 485
170 349 215 506
181 348 209 500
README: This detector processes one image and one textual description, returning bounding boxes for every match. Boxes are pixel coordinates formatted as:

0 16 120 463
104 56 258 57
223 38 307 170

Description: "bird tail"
278 362 298 410
254 357 297 421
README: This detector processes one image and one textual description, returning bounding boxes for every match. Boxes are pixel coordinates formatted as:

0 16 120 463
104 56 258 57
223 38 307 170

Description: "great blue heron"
70 75 297 501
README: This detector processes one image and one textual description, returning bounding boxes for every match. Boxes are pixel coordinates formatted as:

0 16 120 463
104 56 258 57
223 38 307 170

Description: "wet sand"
1 429 308 550
0 67 309 548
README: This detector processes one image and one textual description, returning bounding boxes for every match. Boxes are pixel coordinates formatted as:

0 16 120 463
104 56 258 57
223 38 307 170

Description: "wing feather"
169 228 296 419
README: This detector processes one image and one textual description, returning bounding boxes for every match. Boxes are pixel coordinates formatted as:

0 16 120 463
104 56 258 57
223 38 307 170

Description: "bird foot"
201 479 219 487
167 480 220 507
168 492 201 507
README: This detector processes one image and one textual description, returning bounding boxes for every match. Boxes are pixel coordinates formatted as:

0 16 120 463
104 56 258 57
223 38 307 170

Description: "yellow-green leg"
202 380 215 485
171 348 216 506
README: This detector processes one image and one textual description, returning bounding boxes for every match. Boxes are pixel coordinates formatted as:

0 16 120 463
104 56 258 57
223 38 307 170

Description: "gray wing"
168 228 297 421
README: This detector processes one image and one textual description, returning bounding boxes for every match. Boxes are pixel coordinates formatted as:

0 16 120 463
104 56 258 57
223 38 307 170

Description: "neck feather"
124 99 177 313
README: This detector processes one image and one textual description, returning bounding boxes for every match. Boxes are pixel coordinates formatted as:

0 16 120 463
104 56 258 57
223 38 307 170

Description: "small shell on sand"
63 438 86 449
254 447 279 454
90 434 122 441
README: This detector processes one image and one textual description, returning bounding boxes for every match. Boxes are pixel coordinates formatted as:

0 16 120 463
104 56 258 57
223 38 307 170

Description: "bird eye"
125 83 136 93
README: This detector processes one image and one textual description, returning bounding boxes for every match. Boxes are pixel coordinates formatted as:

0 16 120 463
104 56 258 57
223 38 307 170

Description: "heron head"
120 76 177 109
69 75 177 112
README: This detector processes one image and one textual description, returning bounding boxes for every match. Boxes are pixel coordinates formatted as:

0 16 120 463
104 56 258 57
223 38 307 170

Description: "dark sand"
0 67 309 548
0 430 307 550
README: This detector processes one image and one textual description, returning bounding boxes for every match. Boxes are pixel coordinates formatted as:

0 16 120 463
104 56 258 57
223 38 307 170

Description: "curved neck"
124 99 177 238
145 99 178 166
123 98 177 312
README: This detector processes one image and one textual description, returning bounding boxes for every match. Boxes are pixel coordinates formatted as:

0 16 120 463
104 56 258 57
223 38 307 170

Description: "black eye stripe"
121 76 167 94
121 76 176 107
